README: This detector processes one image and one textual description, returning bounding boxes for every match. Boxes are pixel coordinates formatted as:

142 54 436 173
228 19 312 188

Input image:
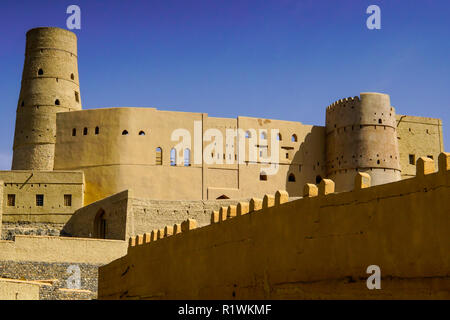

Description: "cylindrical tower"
12 27 82 170
325 92 401 192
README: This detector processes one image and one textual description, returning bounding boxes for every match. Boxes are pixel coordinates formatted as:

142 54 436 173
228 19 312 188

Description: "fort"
0 27 447 300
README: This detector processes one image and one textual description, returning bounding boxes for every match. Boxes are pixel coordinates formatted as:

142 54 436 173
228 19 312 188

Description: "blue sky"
0 0 448 169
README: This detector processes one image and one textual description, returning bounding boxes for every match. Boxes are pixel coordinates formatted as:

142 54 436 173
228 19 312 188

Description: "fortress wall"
396 115 444 178
54 108 326 203
129 198 245 237
64 188 246 240
99 154 450 299
0 235 127 264
0 171 84 224
0 278 41 300
63 189 132 240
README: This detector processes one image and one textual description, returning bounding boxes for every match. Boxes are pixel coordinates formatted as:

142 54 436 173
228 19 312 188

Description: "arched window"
94 209 107 239
38 69 44 76
95 127 99 135
245 131 251 138
277 133 282 141
260 172 268 181
184 149 191 166
170 148 176 166
139 131 145 136
71 73 75 80
72 128 76 136
288 173 296 182
156 147 162 165
216 195 230 199
291 134 297 142
316 175 322 184
55 99 60 106
83 127 88 135
122 130 128 135
260 131 267 140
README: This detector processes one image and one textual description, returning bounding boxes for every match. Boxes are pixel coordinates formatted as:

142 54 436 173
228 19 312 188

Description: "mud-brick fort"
0 27 448 300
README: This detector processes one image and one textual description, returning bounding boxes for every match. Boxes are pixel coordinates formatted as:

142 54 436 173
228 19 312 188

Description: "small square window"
36 194 44 206
64 194 72 206
7 194 15 206
409 154 415 165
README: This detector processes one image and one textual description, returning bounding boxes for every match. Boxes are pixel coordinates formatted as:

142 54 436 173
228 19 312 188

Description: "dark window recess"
72 128 76 136
7 194 15 206
409 154 415 165
288 174 296 182
36 194 44 206
64 194 72 206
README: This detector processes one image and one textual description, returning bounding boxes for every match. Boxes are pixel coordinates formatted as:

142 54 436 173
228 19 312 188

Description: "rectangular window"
409 154 415 165
64 194 72 206
36 194 44 207
7 194 15 206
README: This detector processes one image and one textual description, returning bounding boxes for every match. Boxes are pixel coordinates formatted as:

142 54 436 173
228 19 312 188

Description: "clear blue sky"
0 0 448 169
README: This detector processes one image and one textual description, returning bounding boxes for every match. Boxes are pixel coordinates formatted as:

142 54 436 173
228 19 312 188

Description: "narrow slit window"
409 154 415 165
36 194 44 207
83 127 88 135
72 128 76 136
7 194 15 206
95 127 99 135
170 148 177 166
156 147 162 165
64 194 72 206
75 91 80 103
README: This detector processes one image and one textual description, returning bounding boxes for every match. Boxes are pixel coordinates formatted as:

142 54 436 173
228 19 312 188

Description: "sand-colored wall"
0 278 41 300
64 188 247 240
98 153 450 299
0 235 127 265
0 170 84 224
396 115 444 178
53 108 325 204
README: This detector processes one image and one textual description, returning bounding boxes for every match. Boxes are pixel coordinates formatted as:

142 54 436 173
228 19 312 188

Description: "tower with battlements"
325 92 402 191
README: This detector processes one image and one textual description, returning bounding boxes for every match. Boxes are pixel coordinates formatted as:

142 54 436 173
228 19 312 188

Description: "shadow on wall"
285 126 326 197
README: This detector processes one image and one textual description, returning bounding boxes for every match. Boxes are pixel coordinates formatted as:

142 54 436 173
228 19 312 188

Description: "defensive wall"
98 153 450 299
53 107 325 204
0 235 127 299
52 104 443 205
63 189 250 240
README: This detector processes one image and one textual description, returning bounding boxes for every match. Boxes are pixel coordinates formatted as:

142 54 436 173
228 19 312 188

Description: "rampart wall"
99 153 450 299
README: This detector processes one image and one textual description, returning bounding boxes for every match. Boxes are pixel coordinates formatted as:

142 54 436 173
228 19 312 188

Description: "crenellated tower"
325 92 401 191
12 27 82 170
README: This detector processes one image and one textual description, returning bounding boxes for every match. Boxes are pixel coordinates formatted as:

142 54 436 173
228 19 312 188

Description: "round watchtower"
325 92 401 191
12 27 82 170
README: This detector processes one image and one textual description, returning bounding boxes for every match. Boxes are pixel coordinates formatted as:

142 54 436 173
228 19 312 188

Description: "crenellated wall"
99 153 450 299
